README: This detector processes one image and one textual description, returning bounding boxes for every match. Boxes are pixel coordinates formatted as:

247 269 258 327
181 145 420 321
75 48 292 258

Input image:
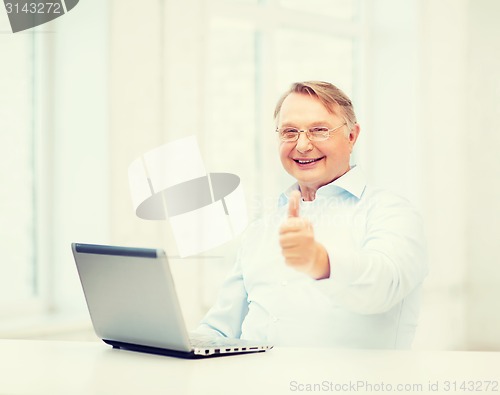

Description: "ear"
348 123 360 151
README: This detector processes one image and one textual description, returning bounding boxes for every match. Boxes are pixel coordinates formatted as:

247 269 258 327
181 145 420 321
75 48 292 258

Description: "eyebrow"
279 120 334 128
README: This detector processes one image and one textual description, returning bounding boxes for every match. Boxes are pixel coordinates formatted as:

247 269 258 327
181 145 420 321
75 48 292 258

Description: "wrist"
309 242 330 280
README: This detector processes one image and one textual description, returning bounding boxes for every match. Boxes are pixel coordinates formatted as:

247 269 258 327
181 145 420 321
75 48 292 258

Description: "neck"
299 187 316 201
297 166 352 201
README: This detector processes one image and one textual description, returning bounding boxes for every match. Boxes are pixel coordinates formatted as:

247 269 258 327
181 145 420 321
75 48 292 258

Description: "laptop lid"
72 243 192 353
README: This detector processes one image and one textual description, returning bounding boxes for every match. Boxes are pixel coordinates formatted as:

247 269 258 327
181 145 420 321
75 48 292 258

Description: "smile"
293 157 325 165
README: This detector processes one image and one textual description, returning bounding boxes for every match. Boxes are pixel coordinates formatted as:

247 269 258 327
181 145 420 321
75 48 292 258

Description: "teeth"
297 158 317 164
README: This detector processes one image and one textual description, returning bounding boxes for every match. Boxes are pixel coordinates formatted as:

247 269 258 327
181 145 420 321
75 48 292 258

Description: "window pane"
271 29 355 190
205 18 258 216
279 0 359 20
0 32 36 304
274 28 354 98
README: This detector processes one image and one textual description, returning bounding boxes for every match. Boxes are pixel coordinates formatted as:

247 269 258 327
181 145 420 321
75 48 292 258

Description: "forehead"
278 92 340 125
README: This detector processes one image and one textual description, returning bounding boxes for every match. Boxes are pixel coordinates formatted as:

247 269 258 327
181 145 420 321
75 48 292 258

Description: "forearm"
315 246 427 314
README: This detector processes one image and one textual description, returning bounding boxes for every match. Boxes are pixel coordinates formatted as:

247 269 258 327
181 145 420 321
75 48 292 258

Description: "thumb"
288 190 301 218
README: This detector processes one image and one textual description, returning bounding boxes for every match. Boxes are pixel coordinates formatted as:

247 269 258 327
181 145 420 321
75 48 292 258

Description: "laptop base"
103 339 265 359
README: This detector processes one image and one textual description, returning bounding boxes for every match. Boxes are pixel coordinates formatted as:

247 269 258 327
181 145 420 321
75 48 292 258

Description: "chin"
295 176 322 187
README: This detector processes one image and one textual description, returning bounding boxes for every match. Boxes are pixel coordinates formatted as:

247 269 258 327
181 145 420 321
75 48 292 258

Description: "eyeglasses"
276 123 347 142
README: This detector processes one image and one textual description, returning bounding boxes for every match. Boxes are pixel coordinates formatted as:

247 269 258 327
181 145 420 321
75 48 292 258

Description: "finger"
279 233 300 248
279 222 302 235
288 190 301 218
279 217 311 234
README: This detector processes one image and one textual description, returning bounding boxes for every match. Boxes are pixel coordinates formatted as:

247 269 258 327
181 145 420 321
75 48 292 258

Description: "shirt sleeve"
314 191 428 314
193 248 249 338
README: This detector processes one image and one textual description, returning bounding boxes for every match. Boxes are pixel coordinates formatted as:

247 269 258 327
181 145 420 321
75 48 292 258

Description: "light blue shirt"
196 166 428 349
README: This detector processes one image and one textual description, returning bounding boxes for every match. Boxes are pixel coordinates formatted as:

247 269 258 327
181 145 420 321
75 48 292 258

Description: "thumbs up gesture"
279 190 329 279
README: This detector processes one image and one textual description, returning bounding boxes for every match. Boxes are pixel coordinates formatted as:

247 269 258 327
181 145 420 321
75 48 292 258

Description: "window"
0 21 39 312
171 0 366 318
279 0 358 20
1 5 110 327
202 0 364 219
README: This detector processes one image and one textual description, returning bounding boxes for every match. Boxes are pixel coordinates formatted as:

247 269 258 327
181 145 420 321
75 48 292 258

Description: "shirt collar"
278 165 367 206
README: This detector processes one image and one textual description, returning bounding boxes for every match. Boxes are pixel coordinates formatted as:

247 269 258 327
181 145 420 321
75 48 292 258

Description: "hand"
279 190 330 279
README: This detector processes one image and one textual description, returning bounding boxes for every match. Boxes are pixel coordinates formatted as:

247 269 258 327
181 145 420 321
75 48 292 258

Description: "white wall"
363 0 422 205
410 0 500 350
414 0 470 349
361 0 500 351
463 0 500 350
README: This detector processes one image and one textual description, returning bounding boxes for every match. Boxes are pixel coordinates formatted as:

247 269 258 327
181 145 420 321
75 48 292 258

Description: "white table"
1 339 499 394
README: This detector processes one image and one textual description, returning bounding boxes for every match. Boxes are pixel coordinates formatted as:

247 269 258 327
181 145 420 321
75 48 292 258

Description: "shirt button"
272 316 279 323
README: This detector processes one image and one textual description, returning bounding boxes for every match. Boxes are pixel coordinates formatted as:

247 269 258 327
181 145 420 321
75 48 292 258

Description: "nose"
295 132 313 153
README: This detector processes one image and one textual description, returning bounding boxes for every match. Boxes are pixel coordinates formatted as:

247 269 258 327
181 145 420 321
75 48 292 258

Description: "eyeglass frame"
275 122 348 142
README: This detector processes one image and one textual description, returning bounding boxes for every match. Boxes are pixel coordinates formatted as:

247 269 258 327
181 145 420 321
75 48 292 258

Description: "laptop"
72 243 273 359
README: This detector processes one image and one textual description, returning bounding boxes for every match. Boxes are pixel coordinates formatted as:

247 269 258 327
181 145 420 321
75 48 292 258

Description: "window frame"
0 28 50 318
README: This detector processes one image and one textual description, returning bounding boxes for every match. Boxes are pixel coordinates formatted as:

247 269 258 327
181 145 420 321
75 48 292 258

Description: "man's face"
277 92 359 192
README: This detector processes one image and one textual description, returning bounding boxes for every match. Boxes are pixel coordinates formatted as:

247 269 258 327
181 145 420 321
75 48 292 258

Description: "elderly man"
196 81 427 349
